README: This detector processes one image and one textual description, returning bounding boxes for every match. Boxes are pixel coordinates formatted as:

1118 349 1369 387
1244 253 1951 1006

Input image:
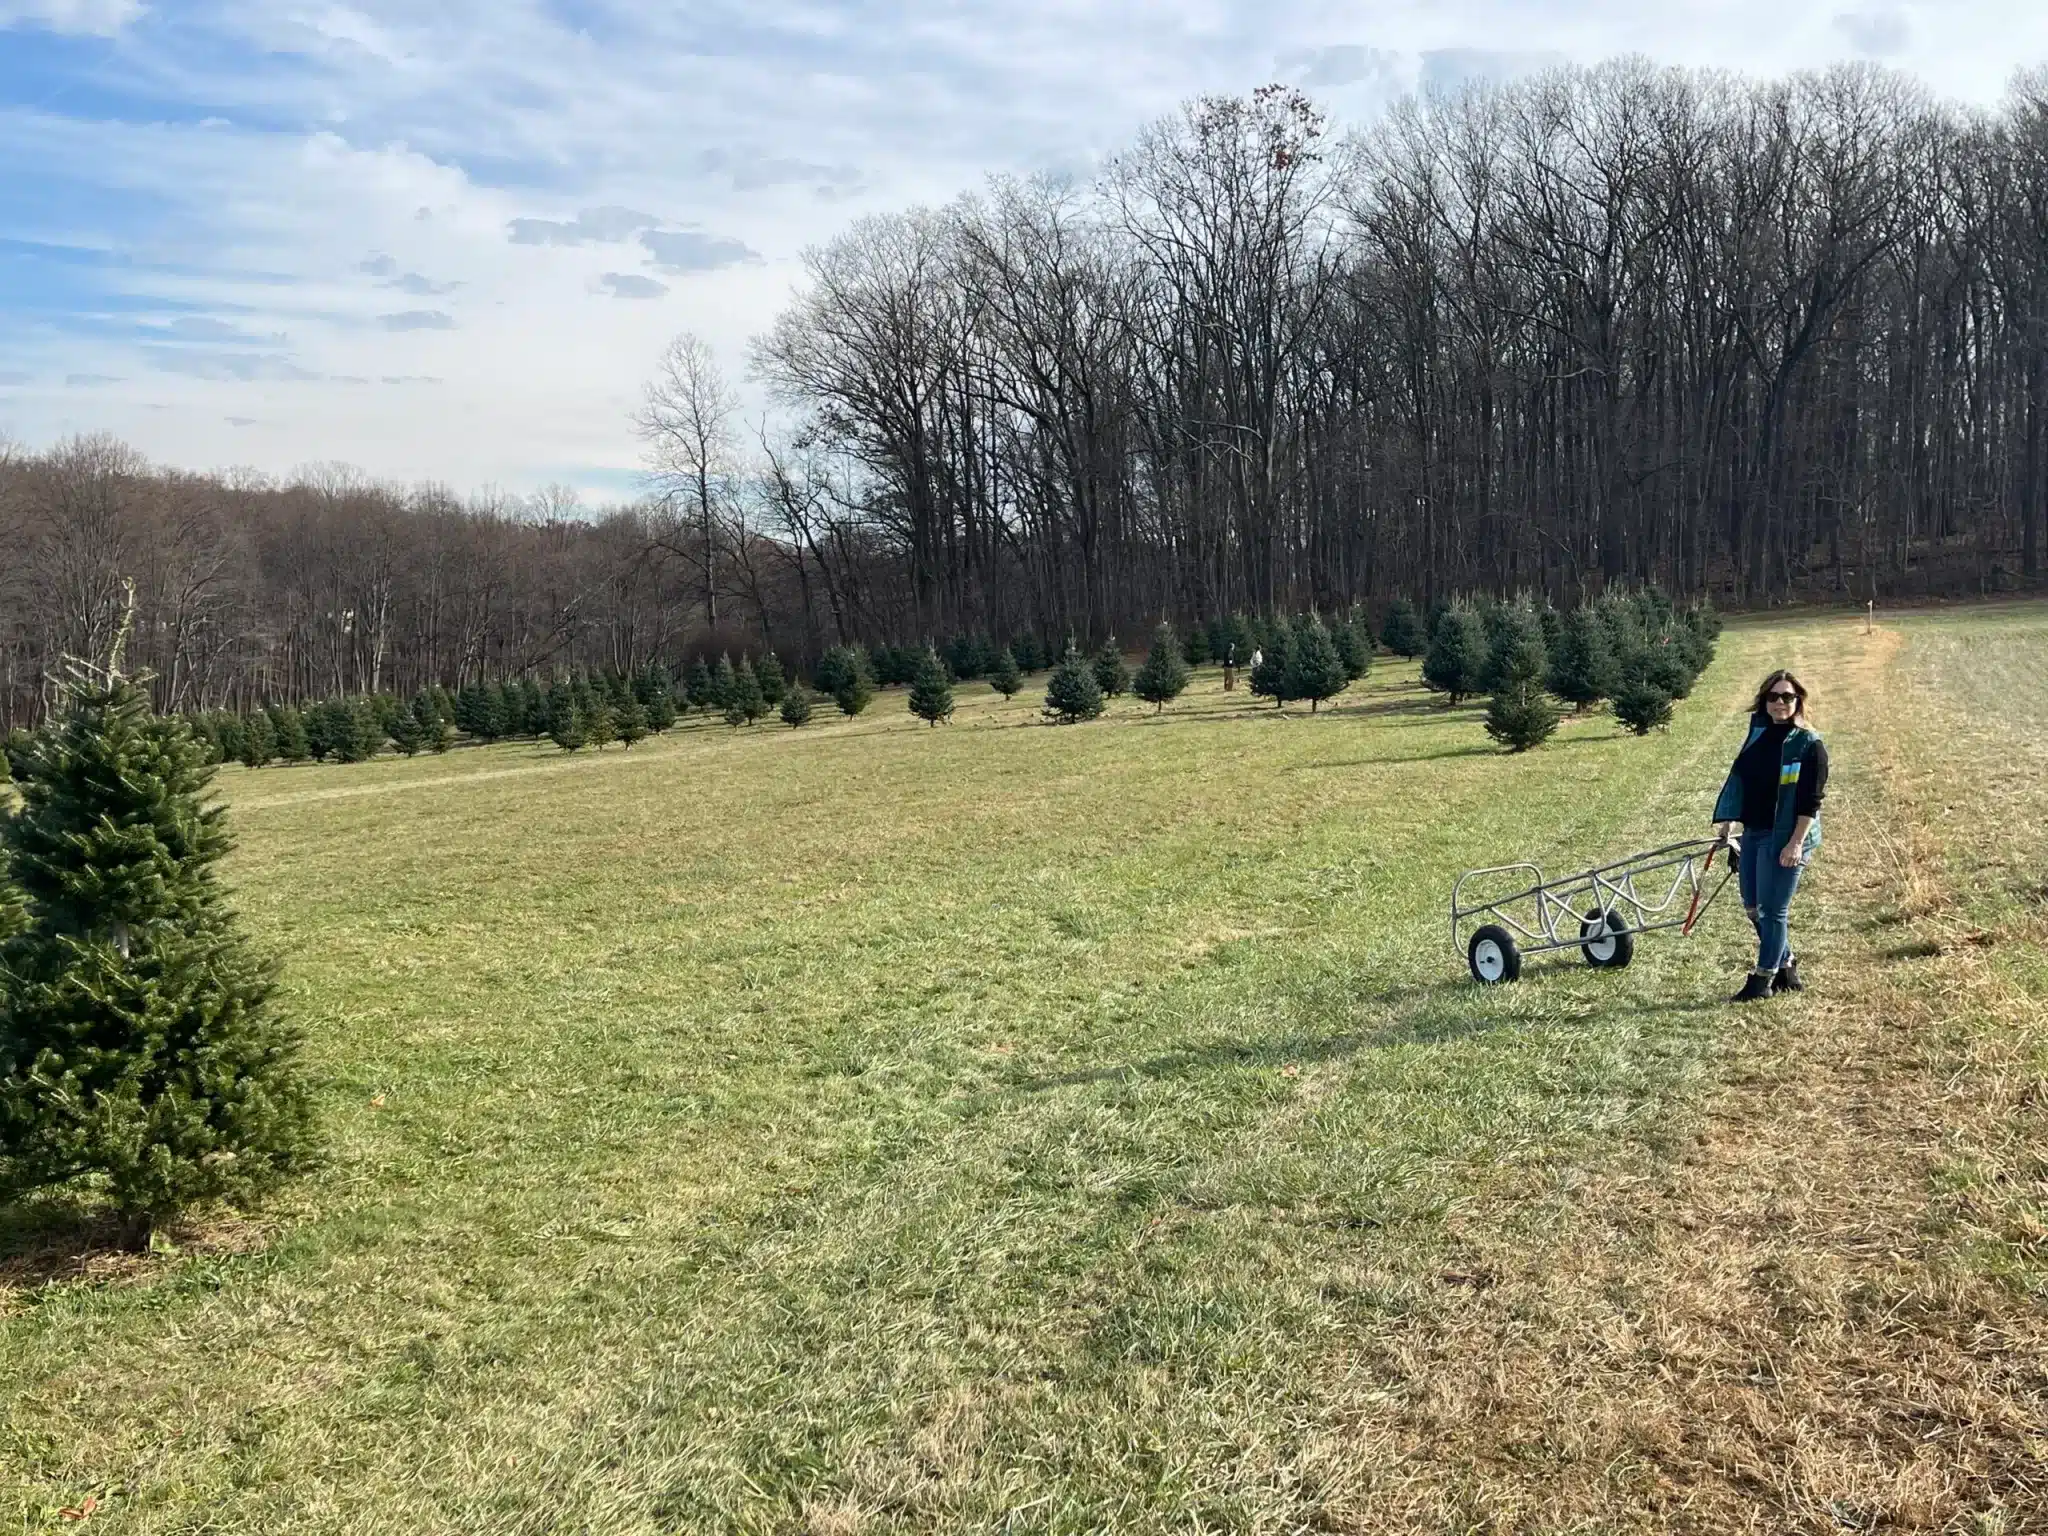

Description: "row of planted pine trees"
17 588 1719 774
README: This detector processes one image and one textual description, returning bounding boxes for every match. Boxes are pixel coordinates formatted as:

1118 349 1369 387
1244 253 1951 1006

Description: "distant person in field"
1713 670 1829 1003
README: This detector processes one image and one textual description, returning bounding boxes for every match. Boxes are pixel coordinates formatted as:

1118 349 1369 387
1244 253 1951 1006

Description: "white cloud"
0 0 143 35
7 0 2048 499
597 272 668 299
377 309 456 331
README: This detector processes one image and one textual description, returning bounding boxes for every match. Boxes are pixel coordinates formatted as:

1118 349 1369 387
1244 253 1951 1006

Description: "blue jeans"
1739 823 1806 972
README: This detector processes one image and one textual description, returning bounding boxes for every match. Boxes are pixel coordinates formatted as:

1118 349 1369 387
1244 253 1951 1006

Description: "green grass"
2 610 2038 1533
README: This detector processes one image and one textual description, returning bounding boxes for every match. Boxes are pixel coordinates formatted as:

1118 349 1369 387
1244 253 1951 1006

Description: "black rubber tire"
1579 909 1636 969
1468 925 1522 985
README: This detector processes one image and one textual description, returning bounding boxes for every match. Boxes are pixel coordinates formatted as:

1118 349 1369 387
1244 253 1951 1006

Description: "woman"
1712 671 1829 1002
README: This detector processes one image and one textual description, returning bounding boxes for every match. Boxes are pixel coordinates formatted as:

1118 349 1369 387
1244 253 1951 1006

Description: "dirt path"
1312 618 2048 1533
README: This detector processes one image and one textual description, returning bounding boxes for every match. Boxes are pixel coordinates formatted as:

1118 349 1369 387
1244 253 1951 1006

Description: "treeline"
754 62 2048 637
5 60 2038 732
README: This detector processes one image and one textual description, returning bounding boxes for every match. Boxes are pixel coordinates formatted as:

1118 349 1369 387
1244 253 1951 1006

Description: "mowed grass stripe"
8 633 1801 1533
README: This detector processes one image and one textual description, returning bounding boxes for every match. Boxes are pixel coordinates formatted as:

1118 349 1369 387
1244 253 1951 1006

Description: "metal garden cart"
1452 835 1739 984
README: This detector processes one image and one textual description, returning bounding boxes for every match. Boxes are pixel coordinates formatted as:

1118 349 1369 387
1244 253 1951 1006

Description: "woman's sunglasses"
1765 691 1799 703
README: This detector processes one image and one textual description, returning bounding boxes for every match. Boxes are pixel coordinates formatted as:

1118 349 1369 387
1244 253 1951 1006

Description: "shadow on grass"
1011 972 1727 1095
0 1200 151 1291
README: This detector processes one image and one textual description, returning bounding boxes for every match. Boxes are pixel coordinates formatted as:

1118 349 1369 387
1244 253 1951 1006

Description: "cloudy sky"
0 1 2040 501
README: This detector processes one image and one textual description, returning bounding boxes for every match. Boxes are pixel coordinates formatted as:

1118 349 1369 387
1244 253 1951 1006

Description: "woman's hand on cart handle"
1714 822 1741 874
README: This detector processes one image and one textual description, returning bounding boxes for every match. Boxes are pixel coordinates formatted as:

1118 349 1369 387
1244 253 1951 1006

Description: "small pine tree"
1042 645 1105 723
1613 682 1674 735
1132 622 1191 713
269 705 310 764
0 662 314 1244
586 700 617 749
213 712 247 765
754 653 787 709
780 685 814 727
1182 626 1211 665
237 710 276 768
547 690 586 751
1009 635 1045 673
1288 614 1351 713
1546 606 1617 711
710 654 739 717
1330 618 1372 681
988 647 1023 699
1479 599 1548 694
388 704 423 757
1380 598 1426 657
1249 623 1296 708
812 647 851 697
413 692 453 754
1422 607 1489 705
1092 640 1131 698
1485 680 1562 752
643 671 678 732
908 646 955 726
729 658 767 725
340 700 385 762
832 648 875 717
614 696 647 748
687 657 716 715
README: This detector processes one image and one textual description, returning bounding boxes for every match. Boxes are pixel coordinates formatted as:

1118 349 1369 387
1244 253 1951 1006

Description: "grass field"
4 604 2046 1533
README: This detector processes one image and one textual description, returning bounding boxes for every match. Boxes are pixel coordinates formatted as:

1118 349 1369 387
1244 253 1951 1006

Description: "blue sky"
0 0 2041 500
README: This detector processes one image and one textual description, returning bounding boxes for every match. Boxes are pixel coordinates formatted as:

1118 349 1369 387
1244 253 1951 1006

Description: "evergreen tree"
237 710 276 769
0 663 314 1244
1289 614 1351 713
908 646 955 726
332 699 383 762
1613 682 1674 735
687 657 716 714
302 701 335 762
1132 622 1191 713
547 689 586 751
520 679 546 735
614 696 647 748
1009 635 1045 673
754 652 787 709
1042 645 1105 723
1486 680 1562 752
388 703 424 756
413 692 453 753
642 665 678 732
1092 639 1131 698
1547 606 1618 711
1422 606 1489 705
780 685 815 727
812 646 852 697
1330 617 1372 680
268 705 310 764
831 647 875 717
1479 599 1548 694
988 646 1023 700
730 657 767 725
1182 625 1211 665
586 699 617 749
213 712 247 765
1249 623 1296 707
710 654 739 716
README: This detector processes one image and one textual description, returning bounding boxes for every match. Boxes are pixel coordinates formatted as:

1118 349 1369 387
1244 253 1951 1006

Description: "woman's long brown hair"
1752 669 1811 725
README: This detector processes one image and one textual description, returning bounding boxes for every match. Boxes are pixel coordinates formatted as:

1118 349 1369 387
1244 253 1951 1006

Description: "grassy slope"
2 609 2041 1533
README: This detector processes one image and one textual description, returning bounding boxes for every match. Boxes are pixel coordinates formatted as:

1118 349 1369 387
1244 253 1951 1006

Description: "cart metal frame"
1452 836 1739 982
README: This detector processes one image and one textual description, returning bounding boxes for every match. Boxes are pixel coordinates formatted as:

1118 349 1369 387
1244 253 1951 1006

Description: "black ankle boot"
1731 971 1775 1003
1773 957 1803 993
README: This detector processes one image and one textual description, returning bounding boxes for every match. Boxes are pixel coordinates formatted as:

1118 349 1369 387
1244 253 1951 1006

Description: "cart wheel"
1468 925 1522 985
1579 909 1636 969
